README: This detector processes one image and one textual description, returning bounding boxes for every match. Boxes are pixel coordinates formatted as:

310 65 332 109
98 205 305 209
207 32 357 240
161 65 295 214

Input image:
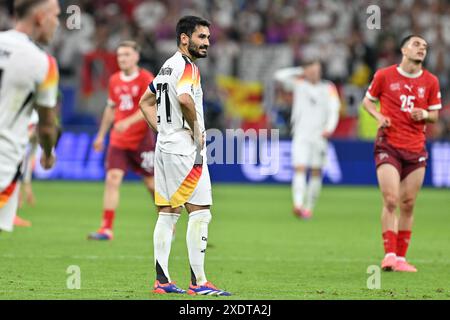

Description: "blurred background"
1 0 449 186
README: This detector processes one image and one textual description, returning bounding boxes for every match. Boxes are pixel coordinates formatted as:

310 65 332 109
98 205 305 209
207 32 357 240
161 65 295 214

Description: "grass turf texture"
0 182 449 300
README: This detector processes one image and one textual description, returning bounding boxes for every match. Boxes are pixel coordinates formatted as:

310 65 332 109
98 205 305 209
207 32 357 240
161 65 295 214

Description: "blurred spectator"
0 6 12 31
133 0 167 33
2 0 450 140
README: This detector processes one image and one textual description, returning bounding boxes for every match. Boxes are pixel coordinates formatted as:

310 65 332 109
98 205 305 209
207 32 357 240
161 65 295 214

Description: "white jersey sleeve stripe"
35 54 59 108
365 91 379 102
428 104 442 111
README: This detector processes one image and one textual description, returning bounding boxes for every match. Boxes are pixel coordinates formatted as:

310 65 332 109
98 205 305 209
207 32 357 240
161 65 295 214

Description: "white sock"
186 209 211 286
292 172 306 208
305 175 322 211
153 213 180 283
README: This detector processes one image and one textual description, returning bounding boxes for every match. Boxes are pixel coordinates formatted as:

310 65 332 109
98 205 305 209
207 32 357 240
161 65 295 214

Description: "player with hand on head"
0 0 60 233
140 16 231 296
274 60 340 220
88 41 156 241
362 35 441 272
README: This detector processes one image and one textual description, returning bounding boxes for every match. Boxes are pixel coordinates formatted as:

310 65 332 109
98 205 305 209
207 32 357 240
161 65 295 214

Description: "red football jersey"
366 65 442 153
108 69 154 150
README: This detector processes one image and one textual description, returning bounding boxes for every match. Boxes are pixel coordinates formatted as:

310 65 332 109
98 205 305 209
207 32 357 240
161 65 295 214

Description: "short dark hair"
14 0 48 19
176 15 210 46
400 34 426 48
117 40 141 53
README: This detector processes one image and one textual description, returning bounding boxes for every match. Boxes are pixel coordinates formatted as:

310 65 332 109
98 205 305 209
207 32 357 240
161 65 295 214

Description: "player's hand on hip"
190 129 205 151
115 120 130 133
93 136 104 152
195 133 205 151
322 131 332 139
377 114 391 128
411 108 428 122
40 151 56 170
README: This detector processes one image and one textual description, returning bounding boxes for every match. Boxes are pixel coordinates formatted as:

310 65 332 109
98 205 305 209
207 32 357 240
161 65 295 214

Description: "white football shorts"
291 137 328 169
154 147 212 208
0 181 20 232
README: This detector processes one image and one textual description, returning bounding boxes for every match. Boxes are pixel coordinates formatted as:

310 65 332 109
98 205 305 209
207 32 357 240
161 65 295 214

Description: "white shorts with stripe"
154 147 212 208
0 181 20 232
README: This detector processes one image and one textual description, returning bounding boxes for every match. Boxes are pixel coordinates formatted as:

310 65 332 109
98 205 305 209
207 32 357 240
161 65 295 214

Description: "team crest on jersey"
390 83 400 91
378 153 389 161
132 85 140 97
418 87 426 98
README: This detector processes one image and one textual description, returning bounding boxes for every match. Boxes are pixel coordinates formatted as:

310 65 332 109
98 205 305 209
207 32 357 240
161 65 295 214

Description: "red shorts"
374 132 428 181
106 134 155 177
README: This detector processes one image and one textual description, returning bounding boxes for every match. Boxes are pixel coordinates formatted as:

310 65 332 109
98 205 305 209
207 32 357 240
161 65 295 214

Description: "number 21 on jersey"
400 95 415 113
156 83 172 124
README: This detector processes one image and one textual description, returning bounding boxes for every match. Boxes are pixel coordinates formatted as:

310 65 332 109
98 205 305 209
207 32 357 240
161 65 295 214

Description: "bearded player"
88 41 155 240
140 16 231 296
362 35 441 272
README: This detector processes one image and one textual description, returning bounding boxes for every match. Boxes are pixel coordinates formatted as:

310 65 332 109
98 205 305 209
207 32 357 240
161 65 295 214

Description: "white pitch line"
0 253 449 265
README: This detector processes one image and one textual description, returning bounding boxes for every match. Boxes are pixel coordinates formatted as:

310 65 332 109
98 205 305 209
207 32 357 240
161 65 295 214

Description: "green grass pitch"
0 182 449 300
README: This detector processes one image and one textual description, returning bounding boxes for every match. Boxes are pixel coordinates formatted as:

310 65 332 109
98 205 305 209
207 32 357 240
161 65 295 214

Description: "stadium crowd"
1 0 449 139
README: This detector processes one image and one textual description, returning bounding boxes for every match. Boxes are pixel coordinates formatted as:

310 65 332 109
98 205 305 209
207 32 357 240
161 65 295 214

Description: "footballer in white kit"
140 16 230 296
275 60 340 219
150 50 212 208
0 0 60 232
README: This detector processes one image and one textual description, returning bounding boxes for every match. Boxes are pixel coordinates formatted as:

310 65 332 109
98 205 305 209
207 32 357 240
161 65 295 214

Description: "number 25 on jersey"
400 95 415 113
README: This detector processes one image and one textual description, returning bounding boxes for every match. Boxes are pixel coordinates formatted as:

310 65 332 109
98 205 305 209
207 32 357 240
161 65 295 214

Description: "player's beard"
188 40 208 59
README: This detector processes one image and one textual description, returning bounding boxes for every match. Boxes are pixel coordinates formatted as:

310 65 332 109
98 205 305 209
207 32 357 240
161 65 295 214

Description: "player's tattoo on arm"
36 106 57 157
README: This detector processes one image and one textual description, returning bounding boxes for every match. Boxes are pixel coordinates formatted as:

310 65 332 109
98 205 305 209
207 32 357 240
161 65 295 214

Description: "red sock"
382 231 397 255
396 230 412 258
101 210 115 230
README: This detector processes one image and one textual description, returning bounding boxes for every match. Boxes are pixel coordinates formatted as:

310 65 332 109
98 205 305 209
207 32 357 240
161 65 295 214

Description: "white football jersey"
0 30 59 190
150 51 205 155
275 67 340 142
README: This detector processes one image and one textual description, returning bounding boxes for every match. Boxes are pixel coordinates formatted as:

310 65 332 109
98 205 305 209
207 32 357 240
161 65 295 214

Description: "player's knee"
106 171 122 188
383 193 398 212
189 209 212 224
400 198 415 215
